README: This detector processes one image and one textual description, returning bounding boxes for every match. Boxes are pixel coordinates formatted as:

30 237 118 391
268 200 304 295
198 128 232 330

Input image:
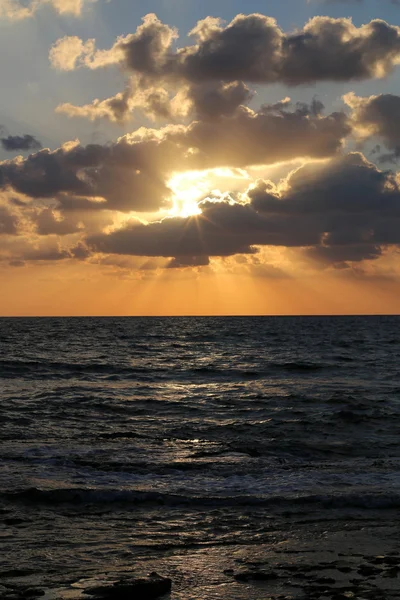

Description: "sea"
1 316 400 599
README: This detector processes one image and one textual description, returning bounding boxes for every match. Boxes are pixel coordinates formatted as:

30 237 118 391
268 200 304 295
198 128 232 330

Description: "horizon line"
1 314 399 318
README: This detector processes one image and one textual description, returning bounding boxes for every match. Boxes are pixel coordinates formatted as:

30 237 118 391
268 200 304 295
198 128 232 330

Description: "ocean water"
1 316 400 598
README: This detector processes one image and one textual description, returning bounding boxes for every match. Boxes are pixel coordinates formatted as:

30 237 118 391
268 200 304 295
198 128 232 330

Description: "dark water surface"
1 316 400 598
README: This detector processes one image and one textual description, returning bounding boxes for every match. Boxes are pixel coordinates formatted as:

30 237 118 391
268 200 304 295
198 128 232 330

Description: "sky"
1 0 400 315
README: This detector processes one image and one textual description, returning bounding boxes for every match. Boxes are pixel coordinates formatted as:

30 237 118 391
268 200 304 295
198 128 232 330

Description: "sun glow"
167 167 251 218
167 172 204 217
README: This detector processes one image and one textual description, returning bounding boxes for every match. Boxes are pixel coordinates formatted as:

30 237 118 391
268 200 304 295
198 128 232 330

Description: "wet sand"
2 517 400 599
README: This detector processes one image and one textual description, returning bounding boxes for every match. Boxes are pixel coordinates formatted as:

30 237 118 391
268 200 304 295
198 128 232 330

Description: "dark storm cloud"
86 153 400 266
1 134 42 152
345 93 400 161
0 101 350 214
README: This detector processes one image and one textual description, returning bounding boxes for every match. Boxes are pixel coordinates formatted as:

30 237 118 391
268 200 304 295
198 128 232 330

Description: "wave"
1 359 263 380
191 366 261 379
3 487 400 510
277 362 329 372
0 360 323 381
193 362 333 375
0 359 159 380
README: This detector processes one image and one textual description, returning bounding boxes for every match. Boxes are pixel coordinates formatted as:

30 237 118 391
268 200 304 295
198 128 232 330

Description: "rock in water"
83 573 172 599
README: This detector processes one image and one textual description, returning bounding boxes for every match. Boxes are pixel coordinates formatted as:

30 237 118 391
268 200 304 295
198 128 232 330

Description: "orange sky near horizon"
2 261 400 316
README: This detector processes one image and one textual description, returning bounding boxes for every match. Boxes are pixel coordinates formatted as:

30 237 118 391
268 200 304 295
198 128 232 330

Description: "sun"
167 167 252 217
167 171 205 218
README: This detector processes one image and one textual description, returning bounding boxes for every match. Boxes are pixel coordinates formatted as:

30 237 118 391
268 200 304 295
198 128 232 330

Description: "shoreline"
2 519 400 599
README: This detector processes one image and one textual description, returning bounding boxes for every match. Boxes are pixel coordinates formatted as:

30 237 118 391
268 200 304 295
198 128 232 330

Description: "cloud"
51 13 400 84
1 134 42 152
48 13 175 72
55 79 191 123
56 87 139 124
86 153 400 266
0 100 350 214
167 255 210 268
181 14 399 85
0 194 104 263
2 151 400 269
0 0 96 21
85 195 311 258
249 152 400 264
0 234 72 263
20 244 70 261
9 260 25 267
0 185 114 245
0 140 173 212
309 0 363 3
185 81 253 120
50 13 400 124
49 37 98 71
56 79 253 124
166 101 349 170
305 244 383 266
118 12 178 76
87 201 265 259
33 207 83 235
344 92 400 161
0 204 19 235
312 0 399 4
